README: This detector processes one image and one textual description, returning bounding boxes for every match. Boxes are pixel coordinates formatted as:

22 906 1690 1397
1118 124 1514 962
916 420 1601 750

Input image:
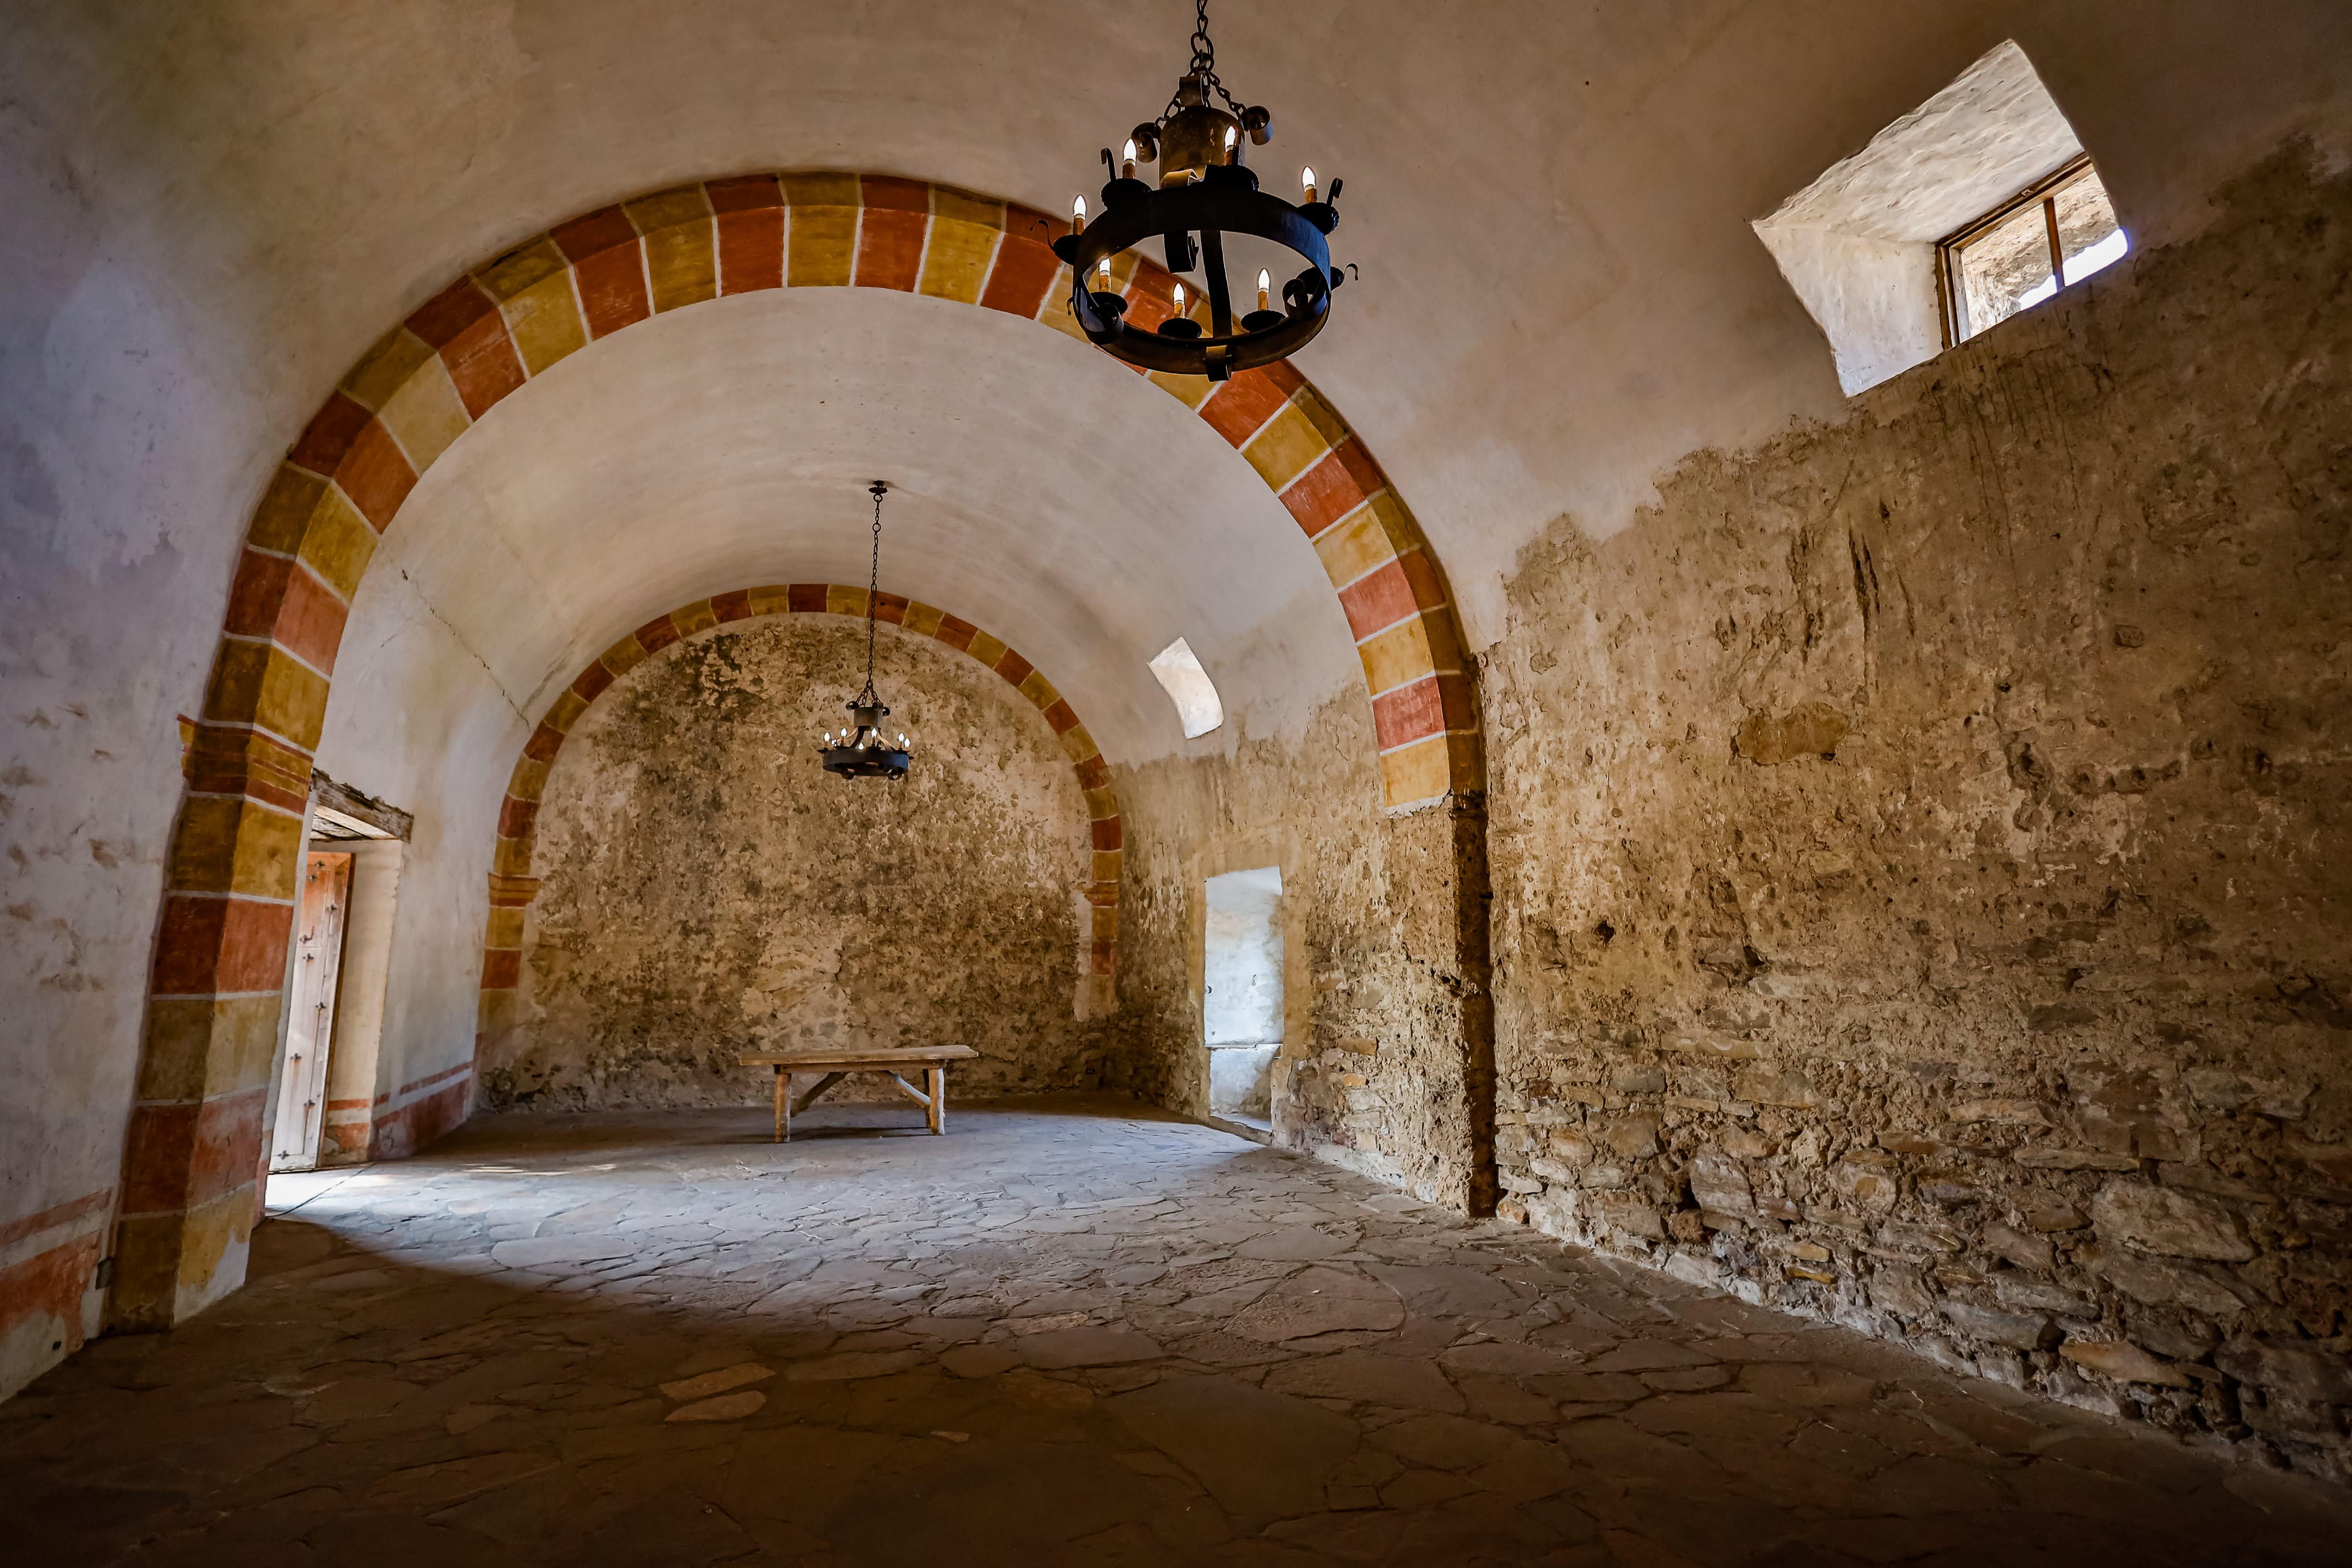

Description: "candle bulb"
1257 268 1271 313
1172 281 1188 318
1121 137 1138 180
1301 164 1317 204
1071 194 1086 233
1223 125 1238 162
1095 255 1112 293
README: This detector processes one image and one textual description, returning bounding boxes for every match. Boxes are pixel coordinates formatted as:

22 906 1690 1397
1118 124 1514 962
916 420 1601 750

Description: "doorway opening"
272 851 352 1172
1203 866 1282 1135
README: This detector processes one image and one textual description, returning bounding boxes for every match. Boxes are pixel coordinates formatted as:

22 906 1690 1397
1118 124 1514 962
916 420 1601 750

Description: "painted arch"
477 583 1128 1065
123 170 1481 1329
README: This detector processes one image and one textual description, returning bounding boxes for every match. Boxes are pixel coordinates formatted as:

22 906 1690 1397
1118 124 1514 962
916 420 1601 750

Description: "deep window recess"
1938 154 2127 345
1148 636 1224 738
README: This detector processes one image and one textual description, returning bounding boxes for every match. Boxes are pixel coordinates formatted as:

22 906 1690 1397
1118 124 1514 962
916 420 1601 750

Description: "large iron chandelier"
816 483 914 781
1054 0 1346 383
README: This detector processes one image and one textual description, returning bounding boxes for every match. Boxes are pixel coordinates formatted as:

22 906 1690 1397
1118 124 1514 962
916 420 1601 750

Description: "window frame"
1935 152 2102 347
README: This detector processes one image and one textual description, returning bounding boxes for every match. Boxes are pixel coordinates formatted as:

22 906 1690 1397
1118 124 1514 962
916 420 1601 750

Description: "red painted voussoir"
860 175 930 214
121 1089 265 1215
994 649 1033 687
633 615 681 654
932 612 978 652
571 245 652 339
1043 699 1080 735
1091 817 1124 852
710 588 755 622
439 311 528 419
873 591 909 625
497 794 538 840
229 551 352 676
289 391 374 476
335 418 417 532
403 276 499 350
704 174 784 213
1371 673 1447 752
481 948 522 990
549 205 638 261
716 208 784 293
152 894 296 996
1281 446 1374 537
978 206 1063 317
787 583 828 614
1338 559 1420 642
1199 367 1295 446
570 660 616 704
856 207 926 291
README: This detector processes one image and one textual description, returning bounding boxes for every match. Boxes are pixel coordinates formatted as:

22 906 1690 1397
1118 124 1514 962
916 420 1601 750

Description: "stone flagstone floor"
6 1097 2351 1565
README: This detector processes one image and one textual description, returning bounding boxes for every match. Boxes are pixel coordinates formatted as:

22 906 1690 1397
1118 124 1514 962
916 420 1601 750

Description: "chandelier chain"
1164 0 1247 120
860 483 884 707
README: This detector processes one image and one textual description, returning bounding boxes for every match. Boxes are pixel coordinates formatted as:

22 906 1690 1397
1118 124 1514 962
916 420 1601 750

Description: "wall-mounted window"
1754 41 2123 395
1148 636 1223 738
1938 154 2127 344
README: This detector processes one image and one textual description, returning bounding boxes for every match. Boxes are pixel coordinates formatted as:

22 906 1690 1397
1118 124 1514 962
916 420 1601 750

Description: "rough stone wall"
1114 690 1494 1210
480 617 1106 1109
1481 146 2352 1480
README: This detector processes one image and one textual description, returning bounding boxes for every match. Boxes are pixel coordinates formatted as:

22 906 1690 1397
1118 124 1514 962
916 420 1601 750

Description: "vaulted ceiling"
7 0 2345 764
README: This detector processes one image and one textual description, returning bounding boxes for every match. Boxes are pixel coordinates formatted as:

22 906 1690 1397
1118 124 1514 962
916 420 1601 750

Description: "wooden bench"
738 1045 979 1143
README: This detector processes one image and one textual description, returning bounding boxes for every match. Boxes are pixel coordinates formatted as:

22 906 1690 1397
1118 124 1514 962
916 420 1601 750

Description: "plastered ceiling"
6 0 2349 741
346 286 1355 761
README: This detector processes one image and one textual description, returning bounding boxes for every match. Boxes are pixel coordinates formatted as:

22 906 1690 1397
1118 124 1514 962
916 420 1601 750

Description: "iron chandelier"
1054 0 1347 383
816 482 914 781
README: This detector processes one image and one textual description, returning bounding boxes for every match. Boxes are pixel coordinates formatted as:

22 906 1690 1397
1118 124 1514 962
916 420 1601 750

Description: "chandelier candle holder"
1054 0 1347 382
816 482 915 781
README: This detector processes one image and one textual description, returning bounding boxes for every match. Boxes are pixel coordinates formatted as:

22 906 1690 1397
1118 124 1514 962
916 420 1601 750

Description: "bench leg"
928 1066 945 1134
774 1066 788 1143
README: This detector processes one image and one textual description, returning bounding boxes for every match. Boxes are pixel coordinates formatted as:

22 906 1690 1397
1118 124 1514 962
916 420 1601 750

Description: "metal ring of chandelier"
1052 0 1347 383
1053 169 1341 383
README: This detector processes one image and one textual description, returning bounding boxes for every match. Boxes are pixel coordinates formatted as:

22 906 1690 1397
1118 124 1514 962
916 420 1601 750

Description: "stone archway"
471 582 1128 1120
121 170 1484 1330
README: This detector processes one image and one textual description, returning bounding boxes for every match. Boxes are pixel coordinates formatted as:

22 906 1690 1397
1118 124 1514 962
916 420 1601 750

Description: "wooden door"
273 851 352 1172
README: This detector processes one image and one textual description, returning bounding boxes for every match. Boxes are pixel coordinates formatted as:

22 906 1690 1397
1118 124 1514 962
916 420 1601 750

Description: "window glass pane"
2053 169 2127 283
1956 197 2056 340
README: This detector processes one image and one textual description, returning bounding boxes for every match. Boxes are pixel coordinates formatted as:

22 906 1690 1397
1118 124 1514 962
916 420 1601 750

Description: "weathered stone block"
1602 1115 1661 1158
1992 1273 2095 1316
1686 1151 1753 1216
1733 1067 1817 1107
1870 1265 1935 1318
2060 1339 2193 1388
2091 1179 2254 1262
1982 1222 2053 1273
1587 1192 1665 1240
1829 1157 1899 1214
1940 1301 2058 1351
2214 1337 2352 1406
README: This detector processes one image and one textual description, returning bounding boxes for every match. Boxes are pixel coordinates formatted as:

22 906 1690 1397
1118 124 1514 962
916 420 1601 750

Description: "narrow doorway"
1203 866 1282 1133
272 851 352 1172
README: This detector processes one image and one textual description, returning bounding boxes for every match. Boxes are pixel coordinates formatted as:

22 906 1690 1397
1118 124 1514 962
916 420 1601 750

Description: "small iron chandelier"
1054 0 1347 382
816 482 914 781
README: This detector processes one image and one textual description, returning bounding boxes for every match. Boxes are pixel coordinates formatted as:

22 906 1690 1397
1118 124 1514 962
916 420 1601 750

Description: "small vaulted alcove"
4 2 2350 1558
